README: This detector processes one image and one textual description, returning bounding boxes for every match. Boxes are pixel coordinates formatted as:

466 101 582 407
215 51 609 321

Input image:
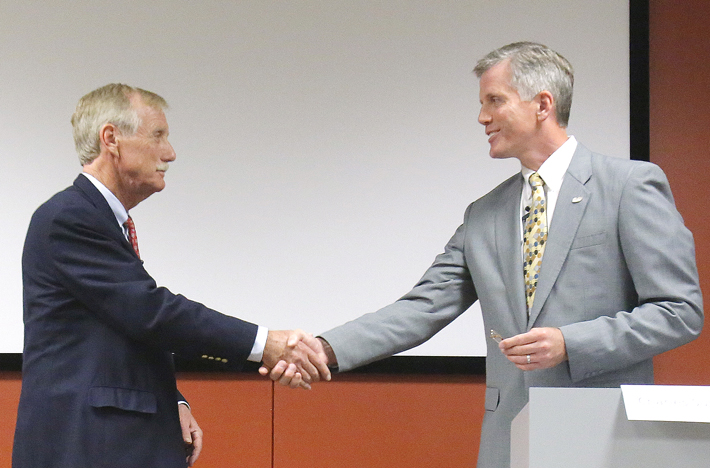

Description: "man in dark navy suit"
13 83 329 468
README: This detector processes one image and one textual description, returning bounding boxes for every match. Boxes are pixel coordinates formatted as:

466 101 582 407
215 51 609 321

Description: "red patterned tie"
124 216 141 259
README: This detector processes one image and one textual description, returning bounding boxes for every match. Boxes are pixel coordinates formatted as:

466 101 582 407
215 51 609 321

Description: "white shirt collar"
519 136 577 229
521 135 577 191
81 172 130 230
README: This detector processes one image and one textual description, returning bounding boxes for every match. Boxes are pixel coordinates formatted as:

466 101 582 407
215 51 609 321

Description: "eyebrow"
481 93 501 102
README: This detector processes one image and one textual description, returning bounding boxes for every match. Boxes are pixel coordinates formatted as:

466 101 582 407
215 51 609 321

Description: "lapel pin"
572 196 583 203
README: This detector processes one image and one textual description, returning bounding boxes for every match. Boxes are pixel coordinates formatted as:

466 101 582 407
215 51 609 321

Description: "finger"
282 343 318 383
302 335 332 381
183 434 194 465
299 379 312 390
505 328 548 347
297 336 328 380
500 343 537 357
297 356 321 383
288 371 305 389
188 428 203 466
182 428 192 445
296 348 319 382
298 367 314 384
179 416 192 445
312 353 331 382
258 365 270 376
278 363 298 387
508 353 543 371
500 335 533 350
267 361 289 381
293 373 313 390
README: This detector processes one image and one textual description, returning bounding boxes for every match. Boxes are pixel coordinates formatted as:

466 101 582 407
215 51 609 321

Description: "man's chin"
155 174 167 188
488 149 512 160
149 180 166 194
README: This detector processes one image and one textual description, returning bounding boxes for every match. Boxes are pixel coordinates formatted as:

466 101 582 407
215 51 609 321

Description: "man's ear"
99 123 120 157
535 90 556 122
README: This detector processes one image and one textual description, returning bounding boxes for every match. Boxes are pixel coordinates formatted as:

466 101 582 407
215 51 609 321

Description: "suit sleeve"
561 163 703 381
320 207 478 372
46 204 258 368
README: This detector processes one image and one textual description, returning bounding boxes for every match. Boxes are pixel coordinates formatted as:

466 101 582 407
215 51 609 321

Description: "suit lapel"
73 174 137 257
494 174 528 332
528 145 593 326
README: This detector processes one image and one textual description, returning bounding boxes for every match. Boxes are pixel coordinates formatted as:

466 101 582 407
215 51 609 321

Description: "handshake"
260 330 334 390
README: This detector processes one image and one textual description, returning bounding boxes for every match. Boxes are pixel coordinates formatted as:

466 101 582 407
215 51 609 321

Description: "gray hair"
71 83 168 165
473 42 574 127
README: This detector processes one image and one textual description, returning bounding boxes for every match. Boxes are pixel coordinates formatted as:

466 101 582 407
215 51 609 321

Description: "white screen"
0 0 630 356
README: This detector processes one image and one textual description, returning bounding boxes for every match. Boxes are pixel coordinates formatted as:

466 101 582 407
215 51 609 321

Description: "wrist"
317 337 338 368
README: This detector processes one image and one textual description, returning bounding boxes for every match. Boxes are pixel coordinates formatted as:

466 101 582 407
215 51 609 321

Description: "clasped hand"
260 329 331 389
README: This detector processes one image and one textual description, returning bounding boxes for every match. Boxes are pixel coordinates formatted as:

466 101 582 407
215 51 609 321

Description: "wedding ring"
526 354 531 364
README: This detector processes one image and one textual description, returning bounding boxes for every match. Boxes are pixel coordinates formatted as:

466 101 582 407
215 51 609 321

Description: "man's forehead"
130 93 166 114
479 64 517 96
479 81 513 100
131 96 168 128
479 61 511 84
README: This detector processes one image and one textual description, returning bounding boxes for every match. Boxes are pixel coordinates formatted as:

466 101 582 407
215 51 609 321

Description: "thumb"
182 423 192 444
287 329 306 347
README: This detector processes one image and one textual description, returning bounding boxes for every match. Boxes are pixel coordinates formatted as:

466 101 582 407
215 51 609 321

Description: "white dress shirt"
519 136 577 256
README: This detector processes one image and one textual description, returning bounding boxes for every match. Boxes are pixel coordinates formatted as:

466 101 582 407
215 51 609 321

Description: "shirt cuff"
178 401 191 411
247 325 268 362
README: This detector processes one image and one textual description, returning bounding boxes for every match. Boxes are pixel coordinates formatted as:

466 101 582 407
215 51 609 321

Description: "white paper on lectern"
621 385 710 423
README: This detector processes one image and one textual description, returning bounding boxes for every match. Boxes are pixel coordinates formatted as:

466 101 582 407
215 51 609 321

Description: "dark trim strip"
630 0 650 162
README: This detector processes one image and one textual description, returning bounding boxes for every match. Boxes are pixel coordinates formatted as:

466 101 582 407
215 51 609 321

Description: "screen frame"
0 0 649 374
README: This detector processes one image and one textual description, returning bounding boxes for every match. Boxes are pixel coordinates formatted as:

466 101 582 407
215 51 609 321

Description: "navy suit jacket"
13 174 258 468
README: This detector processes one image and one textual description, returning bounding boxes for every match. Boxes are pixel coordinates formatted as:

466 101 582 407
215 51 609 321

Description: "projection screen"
0 0 630 357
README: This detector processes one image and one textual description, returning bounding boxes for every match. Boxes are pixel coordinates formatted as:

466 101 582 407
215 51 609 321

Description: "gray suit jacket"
320 144 703 468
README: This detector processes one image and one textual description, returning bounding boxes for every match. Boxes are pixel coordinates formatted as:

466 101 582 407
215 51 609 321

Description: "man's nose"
478 107 490 126
164 142 177 162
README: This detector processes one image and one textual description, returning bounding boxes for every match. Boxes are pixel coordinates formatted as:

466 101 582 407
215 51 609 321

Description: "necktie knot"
529 172 544 189
124 216 141 259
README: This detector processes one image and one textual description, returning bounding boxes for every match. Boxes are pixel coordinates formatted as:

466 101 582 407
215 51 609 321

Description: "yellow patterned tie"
523 172 547 312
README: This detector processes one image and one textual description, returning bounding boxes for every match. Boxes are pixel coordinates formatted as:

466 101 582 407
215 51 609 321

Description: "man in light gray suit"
263 42 704 467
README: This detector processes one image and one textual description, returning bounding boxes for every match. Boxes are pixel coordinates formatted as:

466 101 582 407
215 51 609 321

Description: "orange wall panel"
649 0 710 385
273 375 486 468
176 374 274 468
0 374 273 468
0 374 21 468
